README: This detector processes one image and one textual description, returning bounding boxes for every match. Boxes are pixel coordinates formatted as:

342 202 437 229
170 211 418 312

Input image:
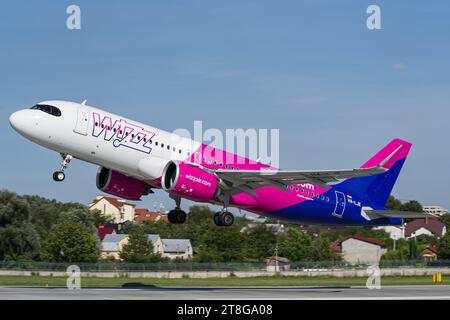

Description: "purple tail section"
338 138 412 207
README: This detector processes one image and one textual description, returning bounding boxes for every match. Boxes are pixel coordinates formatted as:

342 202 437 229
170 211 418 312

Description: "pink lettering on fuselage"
92 112 155 154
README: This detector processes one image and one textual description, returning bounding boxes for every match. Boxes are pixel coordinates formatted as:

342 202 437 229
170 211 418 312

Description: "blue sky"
1 1 449 212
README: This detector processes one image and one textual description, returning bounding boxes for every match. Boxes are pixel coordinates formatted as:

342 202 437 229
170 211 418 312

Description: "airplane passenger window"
31 104 62 117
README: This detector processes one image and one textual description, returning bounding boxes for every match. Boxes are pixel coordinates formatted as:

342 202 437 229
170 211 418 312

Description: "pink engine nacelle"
161 161 218 202
96 167 152 201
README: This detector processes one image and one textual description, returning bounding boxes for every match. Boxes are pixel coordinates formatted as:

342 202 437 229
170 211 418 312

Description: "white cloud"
393 63 408 71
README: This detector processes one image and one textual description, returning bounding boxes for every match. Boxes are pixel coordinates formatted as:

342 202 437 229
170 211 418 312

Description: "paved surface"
0 285 449 300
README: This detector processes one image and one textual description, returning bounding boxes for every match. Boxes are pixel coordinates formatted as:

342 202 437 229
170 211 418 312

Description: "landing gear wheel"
52 171 65 182
214 211 234 227
220 211 234 227
168 209 187 224
214 212 223 226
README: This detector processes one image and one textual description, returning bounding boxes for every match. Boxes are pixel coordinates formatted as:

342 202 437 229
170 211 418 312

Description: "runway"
0 285 449 300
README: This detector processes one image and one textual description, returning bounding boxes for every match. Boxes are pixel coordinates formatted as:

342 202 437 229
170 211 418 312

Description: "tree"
41 224 100 262
193 225 246 262
278 229 314 261
440 214 450 230
385 195 402 211
120 226 161 263
310 236 340 262
0 222 40 261
408 239 419 259
243 224 277 262
56 208 98 235
438 234 450 259
385 195 423 212
401 200 423 213
90 208 115 227
0 190 40 260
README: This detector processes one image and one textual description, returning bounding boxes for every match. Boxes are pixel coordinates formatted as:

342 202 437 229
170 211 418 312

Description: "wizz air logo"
92 113 155 154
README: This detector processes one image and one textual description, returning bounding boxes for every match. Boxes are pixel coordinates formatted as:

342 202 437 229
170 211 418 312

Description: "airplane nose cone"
9 111 22 131
9 109 37 136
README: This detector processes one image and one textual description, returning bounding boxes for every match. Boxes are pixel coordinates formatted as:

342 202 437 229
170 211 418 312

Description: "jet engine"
161 161 219 202
96 167 152 201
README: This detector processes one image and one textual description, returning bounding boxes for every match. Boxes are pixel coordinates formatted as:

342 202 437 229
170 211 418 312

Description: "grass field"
0 275 447 287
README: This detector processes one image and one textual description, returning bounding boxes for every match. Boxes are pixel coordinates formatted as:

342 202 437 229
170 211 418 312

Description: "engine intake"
96 167 151 201
162 161 218 202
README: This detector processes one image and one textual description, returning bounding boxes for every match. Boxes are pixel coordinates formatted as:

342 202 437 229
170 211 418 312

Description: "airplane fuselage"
9 100 403 226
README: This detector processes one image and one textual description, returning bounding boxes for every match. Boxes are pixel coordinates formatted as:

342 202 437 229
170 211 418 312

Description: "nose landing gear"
53 154 73 182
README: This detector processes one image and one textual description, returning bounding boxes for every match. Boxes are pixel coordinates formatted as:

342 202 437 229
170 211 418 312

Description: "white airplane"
9 100 431 227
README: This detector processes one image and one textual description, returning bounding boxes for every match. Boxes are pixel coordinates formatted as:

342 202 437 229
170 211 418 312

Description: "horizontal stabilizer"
364 209 438 220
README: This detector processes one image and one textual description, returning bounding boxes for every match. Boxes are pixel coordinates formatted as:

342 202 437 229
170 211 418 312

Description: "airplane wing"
363 210 438 220
210 165 387 196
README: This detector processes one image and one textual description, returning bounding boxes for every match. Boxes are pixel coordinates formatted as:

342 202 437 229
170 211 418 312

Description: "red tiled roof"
97 224 118 240
90 196 134 210
405 219 445 237
345 234 386 248
134 210 164 222
422 245 438 254
330 241 341 252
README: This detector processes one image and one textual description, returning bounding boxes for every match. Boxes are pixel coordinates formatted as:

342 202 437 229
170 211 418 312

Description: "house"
374 225 405 240
339 234 387 265
101 234 128 260
97 224 119 241
421 246 438 261
100 233 165 260
89 196 135 223
423 205 448 217
266 257 290 272
134 209 169 223
161 239 193 260
405 218 446 239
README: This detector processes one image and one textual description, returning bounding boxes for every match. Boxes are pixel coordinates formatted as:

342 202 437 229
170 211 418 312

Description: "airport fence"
0 259 449 273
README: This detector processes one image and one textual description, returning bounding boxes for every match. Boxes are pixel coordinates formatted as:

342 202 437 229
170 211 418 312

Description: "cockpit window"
31 104 62 117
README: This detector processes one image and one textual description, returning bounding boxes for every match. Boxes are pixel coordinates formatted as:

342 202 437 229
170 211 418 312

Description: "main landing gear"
214 209 234 227
53 154 73 182
168 195 187 224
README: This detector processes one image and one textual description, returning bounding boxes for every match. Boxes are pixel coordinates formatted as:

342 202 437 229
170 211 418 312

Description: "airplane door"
74 107 90 136
332 191 346 218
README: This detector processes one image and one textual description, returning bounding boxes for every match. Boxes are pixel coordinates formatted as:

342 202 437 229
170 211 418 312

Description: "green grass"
0 275 448 287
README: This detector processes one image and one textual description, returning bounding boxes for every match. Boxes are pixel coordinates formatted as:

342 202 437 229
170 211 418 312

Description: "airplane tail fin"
338 138 412 207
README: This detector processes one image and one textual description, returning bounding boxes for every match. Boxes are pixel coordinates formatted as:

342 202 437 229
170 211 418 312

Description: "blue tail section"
337 139 412 207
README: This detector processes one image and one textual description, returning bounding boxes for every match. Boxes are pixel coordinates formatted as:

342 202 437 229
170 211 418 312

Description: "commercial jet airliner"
9 100 432 227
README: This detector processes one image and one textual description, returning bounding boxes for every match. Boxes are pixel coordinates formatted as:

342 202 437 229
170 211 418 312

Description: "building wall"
423 206 448 216
374 226 404 240
162 245 193 260
90 199 121 223
90 198 135 223
101 236 165 260
408 227 433 239
153 238 164 255
119 202 135 222
341 238 386 265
